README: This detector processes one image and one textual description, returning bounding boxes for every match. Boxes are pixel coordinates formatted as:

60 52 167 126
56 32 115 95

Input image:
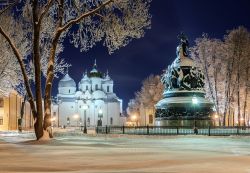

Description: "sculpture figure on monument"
161 65 172 90
177 67 184 88
177 32 189 57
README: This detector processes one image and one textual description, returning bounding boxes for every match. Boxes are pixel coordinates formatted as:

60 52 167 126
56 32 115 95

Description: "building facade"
0 91 33 131
126 99 155 126
54 60 124 127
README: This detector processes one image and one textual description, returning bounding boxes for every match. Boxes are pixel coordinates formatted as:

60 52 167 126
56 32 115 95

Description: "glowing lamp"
73 114 79 119
192 96 198 105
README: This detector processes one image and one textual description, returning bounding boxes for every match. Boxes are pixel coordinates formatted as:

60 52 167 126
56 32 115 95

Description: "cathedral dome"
58 74 76 88
103 70 113 83
89 59 103 78
80 70 90 83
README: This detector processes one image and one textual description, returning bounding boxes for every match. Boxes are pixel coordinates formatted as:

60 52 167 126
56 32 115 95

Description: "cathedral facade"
54 60 123 127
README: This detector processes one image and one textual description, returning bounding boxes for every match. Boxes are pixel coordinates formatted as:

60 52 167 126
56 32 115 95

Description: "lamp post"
107 96 109 126
83 104 88 134
57 99 62 128
192 96 198 127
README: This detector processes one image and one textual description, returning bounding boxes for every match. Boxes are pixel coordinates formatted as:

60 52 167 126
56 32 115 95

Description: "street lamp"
192 96 198 105
131 114 138 126
192 96 198 127
240 117 245 127
83 104 88 134
213 114 219 126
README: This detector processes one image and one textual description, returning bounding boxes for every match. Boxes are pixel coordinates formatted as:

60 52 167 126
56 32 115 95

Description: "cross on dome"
93 59 97 69
83 69 88 78
89 59 102 78
106 69 110 78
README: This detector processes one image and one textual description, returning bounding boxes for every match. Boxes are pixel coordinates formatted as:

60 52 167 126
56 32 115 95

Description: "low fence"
96 126 250 136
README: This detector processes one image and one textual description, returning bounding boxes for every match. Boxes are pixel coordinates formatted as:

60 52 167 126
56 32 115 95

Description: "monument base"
155 119 213 127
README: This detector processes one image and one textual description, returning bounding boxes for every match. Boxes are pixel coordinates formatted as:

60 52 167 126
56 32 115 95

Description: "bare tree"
137 75 164 109
192 27 250 126
127 75 164 123
0 0 152 140
225 27 250 126
192 35 227 124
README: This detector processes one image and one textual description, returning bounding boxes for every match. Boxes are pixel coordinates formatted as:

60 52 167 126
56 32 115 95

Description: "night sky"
53 0 250 109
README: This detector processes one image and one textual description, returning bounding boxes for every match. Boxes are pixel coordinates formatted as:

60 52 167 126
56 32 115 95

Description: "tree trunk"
212 49 220 125
201 46 216 110
32 0 44 140
237 62 241 126
223 44 237 127
43 0 65 138
242 66 249 126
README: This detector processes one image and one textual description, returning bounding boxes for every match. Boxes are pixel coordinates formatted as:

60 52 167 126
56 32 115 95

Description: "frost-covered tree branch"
59 0 113 32
0 18 37 117
0 0 152 140
0 0 19 16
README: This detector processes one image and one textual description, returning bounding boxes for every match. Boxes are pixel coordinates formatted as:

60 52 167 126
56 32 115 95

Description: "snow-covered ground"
1 132 250 173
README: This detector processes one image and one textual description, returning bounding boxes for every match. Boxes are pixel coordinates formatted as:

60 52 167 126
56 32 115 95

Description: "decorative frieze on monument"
155 33 213 126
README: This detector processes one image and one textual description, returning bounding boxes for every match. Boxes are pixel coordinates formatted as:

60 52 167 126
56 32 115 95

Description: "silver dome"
58 74 76 87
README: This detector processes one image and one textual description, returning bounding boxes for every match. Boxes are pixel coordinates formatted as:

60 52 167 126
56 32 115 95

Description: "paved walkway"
1 133 250 173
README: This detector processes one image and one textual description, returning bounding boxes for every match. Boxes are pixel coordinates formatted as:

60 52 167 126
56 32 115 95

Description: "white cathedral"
53 60 124 127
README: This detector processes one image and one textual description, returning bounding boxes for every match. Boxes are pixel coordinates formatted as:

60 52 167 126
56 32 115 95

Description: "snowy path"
0 133 250 173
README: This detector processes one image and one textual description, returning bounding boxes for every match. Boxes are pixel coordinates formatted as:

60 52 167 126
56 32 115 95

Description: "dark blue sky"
53 0 250 109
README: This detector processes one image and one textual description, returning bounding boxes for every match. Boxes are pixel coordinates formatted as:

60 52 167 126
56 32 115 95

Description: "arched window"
95 84 98 90
68 89 70 93
110 117 113 125
67 117 70 125
107 86 110 93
